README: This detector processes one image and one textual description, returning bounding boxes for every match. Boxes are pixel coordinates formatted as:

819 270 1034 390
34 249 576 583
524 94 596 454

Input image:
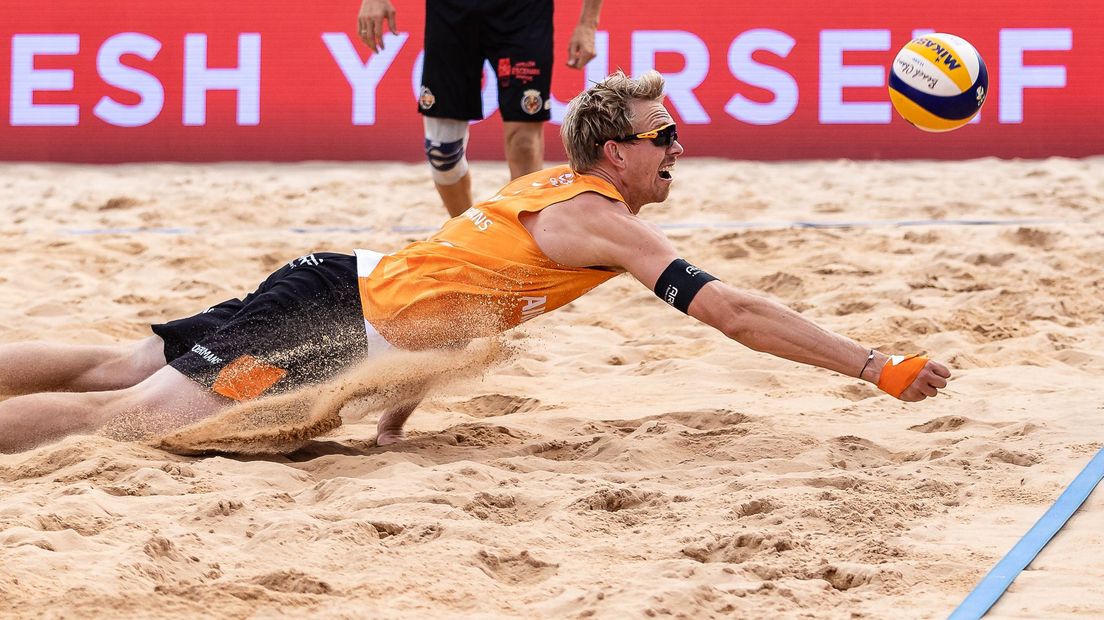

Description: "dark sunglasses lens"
653 125 677 147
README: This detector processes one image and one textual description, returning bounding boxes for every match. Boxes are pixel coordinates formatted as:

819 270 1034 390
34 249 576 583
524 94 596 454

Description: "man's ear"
602 141 627 169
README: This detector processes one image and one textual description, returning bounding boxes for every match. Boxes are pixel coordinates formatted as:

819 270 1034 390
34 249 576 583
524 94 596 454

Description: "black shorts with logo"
151 253 368 401
419 0 553 122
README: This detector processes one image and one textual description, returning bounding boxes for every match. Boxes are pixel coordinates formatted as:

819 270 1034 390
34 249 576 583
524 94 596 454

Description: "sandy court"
0 158 1102 618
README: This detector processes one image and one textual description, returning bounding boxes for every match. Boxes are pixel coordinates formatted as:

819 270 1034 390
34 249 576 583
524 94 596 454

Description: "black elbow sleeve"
653 259 718 313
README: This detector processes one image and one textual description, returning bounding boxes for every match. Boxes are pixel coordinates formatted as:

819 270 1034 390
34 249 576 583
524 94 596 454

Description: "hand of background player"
566 24 598 69
357 0 398 53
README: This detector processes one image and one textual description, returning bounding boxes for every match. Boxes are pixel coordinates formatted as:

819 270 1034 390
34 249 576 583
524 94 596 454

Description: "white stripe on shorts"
353 248 394 355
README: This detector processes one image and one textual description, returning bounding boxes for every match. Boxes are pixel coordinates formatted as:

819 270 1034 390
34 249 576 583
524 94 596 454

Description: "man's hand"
566 24 597 69
894 359 951 402
357 0 398 53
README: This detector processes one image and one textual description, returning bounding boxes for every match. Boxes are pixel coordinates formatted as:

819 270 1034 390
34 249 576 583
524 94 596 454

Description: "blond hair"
561 70 666 172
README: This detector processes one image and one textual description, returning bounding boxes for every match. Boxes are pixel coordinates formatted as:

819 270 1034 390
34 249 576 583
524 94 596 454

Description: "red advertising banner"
1 1 1100 162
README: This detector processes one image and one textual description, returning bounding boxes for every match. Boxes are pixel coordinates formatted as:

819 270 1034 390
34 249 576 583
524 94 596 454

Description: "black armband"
653 259 718 313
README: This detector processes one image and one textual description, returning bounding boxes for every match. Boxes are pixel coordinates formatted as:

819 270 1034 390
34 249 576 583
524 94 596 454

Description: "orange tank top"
358 165 623 349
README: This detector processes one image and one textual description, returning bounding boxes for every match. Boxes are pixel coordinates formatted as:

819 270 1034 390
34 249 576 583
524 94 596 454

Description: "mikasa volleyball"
889 33 988 132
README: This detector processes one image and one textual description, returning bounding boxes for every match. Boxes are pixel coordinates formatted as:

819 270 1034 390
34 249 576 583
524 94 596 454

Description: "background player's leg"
502 121 545 179
420 0 481 218
424 117 474 217
0 336 166 396
435 170 473 218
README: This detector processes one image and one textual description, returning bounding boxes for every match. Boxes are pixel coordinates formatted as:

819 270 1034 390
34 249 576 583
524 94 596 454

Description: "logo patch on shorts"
418 86 436 110
190 344 224 365
288 253 322 269
212 354 287 401
521 89 543 115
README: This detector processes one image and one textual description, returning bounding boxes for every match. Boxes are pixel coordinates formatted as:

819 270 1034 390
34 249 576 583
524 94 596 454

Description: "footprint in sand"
204 499 243 517
755 272 804 298
475 550 558 585
826 435 901 470
833 301 874 316
903 230 941 244
819 562 898 591
143 535 187 561
439 423 532 448
987 448 1040 467
102 240 148 255
36 513 108 537
710 233 752 259
368 522 405 539
449 393 542 417
571 487 664 512
463 491 533 525
1007 227 1055 249
908 415 974 433
250 570 333 595
97 196 141 211
526 436 603 462
608 410 751 433
735 498 776 518
376 523 442 547
681 531 798 564
833 383 877 402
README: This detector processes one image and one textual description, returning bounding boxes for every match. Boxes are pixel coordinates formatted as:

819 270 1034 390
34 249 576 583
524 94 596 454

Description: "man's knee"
100 366 229 440
80 336 167 390
503 122 544 173
424 117 470 186
129 336 169 377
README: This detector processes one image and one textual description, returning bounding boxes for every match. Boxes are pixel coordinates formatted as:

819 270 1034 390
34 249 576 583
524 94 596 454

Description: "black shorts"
419 0 553 122
152 252 368 401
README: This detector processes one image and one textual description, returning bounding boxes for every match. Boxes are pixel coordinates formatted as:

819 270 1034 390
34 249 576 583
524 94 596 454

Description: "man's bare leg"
434 171 473 218
502 121 544 179
375 400 421 446
0 365 228 453
0 336 166 395
0 389 121 452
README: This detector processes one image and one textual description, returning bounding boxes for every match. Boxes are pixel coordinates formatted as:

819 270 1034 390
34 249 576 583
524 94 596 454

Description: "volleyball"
888 33 988 132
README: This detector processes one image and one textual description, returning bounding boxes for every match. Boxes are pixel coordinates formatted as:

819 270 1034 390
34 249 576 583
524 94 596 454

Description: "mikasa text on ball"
888 33 988 132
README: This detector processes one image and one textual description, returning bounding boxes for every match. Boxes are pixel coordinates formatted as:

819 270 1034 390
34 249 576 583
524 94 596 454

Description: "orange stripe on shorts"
211 354 287 401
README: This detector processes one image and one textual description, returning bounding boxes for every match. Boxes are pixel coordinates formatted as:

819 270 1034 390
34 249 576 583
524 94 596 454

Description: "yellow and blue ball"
889 33 988 132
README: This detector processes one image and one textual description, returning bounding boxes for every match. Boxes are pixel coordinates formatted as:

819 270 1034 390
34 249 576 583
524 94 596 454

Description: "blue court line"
24 217 1066 237
949 446 1104 619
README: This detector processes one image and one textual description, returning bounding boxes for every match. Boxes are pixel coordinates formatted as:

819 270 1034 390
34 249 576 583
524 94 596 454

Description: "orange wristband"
877 354 928 397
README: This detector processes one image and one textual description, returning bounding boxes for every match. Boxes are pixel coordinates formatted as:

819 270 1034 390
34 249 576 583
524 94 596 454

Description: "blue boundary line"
949 447 1104 619
14 217 1066 237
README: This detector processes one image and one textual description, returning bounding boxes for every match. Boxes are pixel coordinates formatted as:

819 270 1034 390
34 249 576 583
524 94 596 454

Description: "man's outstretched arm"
622 230 951 401
528 195 950 401
686 281 949 401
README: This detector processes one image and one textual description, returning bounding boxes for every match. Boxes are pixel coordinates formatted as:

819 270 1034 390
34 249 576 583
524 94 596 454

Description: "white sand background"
0 158 1102 618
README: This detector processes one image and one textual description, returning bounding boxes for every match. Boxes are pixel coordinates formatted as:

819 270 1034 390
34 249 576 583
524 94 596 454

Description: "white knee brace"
423 117 470 186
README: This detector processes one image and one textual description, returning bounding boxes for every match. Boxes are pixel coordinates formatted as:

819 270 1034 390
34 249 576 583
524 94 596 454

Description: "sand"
0 157 1102 619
